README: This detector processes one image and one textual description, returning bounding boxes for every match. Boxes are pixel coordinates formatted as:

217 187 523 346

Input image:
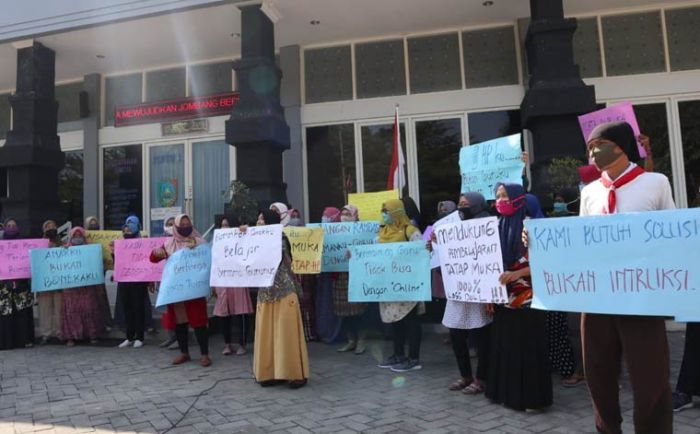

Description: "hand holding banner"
434 216 507 303
459 134 524 200
308 222 380 272
0 239 50 280
348 190 399 222
283 227 324 274
30 244 105 292
210 225 282 288
155 243 211 307
114 237 168 282
428 211 462 269
349 241 431 302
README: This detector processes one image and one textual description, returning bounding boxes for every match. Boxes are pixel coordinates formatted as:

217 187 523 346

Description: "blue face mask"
321 216 332 224
553 202 568 214
382 212 393 225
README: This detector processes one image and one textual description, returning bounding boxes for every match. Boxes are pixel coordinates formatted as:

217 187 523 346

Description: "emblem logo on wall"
158 180 178 207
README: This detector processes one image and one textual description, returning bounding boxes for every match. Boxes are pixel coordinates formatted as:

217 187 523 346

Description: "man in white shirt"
580 121 673 434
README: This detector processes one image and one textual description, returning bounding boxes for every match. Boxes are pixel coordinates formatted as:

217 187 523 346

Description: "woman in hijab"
114 216 149 349
248 209 309 388
270 202 291 227
61 227 107 346
485 183 552 411
85 218 114 331
212 214 254 356
0 218 35 350
84 216 100 231
38 220 64 344
442 194 493 395
158 215 179 350
287 209 304 227
150 214 211 367
430 200 457 301
315 207 343 344
376 199 425 373
333 205 369 354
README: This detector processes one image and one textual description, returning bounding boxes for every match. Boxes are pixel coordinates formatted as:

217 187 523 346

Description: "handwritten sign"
210 225 282 288
526 208 700 317
114 238 168 282
434 216 507 303
30 244 105 292
282 227 324 274
0 239 50 280
427 211 462 269
348 241 431 302
348 190 399 222
308 222 380 272
459 134 524 200
155 244 212 307
86 230 123 270
578 102 646 158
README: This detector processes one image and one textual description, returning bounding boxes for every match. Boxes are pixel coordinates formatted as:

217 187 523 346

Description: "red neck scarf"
600 165 645 214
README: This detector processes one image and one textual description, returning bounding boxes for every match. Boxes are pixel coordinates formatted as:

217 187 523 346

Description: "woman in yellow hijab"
376 198 425 373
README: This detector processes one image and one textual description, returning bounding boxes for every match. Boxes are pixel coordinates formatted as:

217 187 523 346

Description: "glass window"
304 46 353 103
192 140 230 234
0 168 7 198
467 110 521 144
665 7 700 72
306 124 356 222
678 100 700 207
602 12 666 76
103 145 143 230
149 144 185 235
416 118 463 223
0 93 11 140
573 18 602 78
58 150 84 226
361 123 407 195
408 33 462 94
105 74 143 126
633 103 673 190
55 82 83 124
188 62 232 97
355 40 406 99
462 27 519 88
146 68 186 102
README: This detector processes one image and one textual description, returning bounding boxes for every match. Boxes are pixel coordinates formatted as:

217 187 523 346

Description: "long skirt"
0 306 34 350
546 311 575 378
486 306 552 411
253 292 310 382
62 286 107 340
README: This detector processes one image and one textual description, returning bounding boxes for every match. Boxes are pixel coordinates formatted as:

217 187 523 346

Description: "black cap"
587 121 640 162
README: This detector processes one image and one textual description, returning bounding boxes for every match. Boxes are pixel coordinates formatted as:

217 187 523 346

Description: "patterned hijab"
164 214 205 255
378 199 418 243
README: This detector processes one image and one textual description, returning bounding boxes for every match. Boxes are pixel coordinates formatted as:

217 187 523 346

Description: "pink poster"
0 239 50 280
113 238 168 282
578 102 646 158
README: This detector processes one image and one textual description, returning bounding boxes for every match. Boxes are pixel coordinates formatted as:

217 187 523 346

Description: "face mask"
553 202 568 214
164 226 174 236
340 215 354 222
288 218 303 227
88 224 100 230
321 216 332 223
495 197 523 217
590 142 621 170
71 237 86 246
3 227 19 239
382 212 393 225
44 229 57 239
458 207 473 221
177 226 193 237
123 232 138 239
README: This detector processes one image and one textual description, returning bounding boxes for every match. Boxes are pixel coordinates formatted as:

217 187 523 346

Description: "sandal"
462 381 485 395
448 378 472 391
563 375 585 388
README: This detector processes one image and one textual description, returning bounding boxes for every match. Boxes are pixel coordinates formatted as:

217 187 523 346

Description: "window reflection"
679 100 700 207
58 150 83 226
103 145 143 230
634 103 673 190
467 110 520 144
361 124 407 195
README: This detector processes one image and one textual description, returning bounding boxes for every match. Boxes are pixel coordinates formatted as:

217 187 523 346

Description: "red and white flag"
386 106 406 194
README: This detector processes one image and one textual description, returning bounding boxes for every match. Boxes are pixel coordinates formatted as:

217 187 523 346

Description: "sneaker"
236 346 248 356
354 341 366 355
133 340 144 348
390 359 422 373
673 392 694 412
168 341 180 350
337 341 356 352
378 355 405 369
222 345 233 356
118 339 133 349
159 337 176 348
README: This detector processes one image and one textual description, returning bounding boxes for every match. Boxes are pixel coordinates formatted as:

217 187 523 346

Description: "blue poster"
526 208 700 318
156 244 212 307
459 133 524 200
348 241 431 302
30 244 105 292
308 222 380 272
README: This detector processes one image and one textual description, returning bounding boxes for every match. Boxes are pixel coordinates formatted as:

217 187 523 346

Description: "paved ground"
1 329 699 434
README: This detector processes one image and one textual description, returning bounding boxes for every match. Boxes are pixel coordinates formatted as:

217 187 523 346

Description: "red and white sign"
114 92 239 127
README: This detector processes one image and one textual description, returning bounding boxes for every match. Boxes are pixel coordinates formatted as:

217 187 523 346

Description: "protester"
158 216 179 350
151 214 211 367
62 227 108 346
0 218 35 350
485 183 552 411
212 215 254 356
85 216 100 230
270 202 291 227
38 220 63 344
315 207 343 344
673 322 700 412
430 200 457 301
287 209 303 227
249 209 309 388
402 196 425 232
333 205 368 354
580 121 674 433
376 199 425 373
114 216 149 349
442 194 492 394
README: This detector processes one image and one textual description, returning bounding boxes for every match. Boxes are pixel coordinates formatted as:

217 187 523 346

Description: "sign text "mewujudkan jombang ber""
114 92 239 127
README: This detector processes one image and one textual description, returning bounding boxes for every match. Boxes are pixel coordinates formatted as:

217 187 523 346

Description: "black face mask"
458 207 473 221
44 229 58 239
177 226 193 237
123 233 138 239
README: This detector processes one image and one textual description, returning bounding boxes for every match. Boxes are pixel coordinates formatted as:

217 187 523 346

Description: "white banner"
430 211 462 269
434 216 507 303
209 225 282 288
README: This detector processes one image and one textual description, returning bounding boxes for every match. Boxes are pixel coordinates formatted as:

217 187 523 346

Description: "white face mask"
321 216 332 223
340 215 354 222
164 226 174 236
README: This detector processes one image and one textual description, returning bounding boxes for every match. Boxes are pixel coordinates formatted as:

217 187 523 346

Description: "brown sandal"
563 374 585 388
448 378 471 391
462 381 485 395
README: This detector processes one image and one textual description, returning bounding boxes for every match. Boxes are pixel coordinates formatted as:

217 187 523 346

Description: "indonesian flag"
387 106 406 193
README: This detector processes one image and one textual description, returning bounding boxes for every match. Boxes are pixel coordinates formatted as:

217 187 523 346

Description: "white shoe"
133 340 144 348
118 340 133 348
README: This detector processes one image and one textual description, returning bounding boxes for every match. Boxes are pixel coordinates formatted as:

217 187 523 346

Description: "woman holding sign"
485 183 552 411
151 214 211 367
250 209 309 389
0 218 35 350
38 220 63 344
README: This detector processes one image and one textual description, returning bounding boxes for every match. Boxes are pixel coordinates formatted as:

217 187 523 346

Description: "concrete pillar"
280 45 304 217
82 73 101 223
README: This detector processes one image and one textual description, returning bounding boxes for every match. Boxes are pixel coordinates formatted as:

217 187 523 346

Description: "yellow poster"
283 227 324 274
86 230 123 271
348 189 399 222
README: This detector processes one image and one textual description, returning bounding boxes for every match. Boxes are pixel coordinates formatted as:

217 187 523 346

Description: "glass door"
359 122 408 196
147 143 186 235
191 139 231 236
677 98 700 208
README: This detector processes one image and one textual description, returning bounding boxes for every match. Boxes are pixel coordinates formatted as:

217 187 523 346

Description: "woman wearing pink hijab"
151 214 211 367
315 207 343 343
